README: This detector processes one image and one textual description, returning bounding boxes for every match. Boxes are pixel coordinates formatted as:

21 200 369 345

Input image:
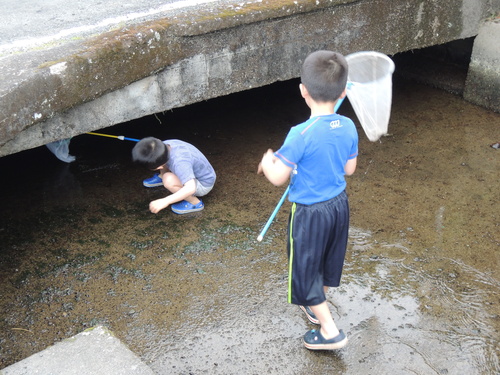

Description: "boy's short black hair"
132 137 169 170
301 50 348 103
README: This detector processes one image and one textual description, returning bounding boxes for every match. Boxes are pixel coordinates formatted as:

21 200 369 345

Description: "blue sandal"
143 174 163 187
171 200 204 214
303 329 347 350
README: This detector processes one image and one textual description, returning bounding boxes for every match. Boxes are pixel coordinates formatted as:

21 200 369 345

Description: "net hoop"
345 51 395 142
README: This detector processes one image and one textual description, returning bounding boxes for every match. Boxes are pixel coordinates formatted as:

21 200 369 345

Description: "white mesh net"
345 51 395 142
46 139 75 163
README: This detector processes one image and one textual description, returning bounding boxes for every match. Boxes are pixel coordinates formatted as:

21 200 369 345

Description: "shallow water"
0 76 499 374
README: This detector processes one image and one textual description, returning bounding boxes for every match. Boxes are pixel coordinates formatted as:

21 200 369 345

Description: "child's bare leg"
309 286 340 339
309 302 339 339
162 172 200 204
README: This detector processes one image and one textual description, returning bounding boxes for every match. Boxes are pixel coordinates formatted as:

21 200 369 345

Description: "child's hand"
258 149 292 186
260 149 276 169
258 149 274 174
149 198 168 214
257 162 263 175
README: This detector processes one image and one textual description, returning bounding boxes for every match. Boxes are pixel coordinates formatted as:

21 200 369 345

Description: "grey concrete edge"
0 326 155 375
1 0 499 157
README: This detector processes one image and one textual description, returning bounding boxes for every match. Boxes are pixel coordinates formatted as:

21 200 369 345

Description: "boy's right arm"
258 149 292 186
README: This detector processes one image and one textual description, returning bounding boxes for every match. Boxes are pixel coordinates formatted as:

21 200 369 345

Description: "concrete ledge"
0 326 154 375
1 0 499 157
0 0 353 151
464 18 500 112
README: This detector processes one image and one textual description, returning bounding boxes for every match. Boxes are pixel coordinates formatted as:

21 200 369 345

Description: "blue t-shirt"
164 140 216 187
275 114 358 205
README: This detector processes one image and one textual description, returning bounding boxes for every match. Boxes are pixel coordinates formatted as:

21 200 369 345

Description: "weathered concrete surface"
464 18 500 112
0 326 155 375
1 0 499 157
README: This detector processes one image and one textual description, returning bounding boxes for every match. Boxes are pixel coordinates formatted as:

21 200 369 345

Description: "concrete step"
1 326 154 375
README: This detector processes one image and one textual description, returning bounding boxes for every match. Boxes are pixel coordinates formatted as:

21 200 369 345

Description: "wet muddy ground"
0 73 499 374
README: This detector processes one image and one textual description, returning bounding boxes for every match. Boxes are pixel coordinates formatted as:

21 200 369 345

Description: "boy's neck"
308 99 339 118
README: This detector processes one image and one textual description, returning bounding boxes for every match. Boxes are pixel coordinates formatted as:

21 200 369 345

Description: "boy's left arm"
257 149 292 186
344 157 357 176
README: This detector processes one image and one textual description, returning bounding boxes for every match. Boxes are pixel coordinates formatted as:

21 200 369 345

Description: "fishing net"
345 51 395 141
46 138 75 163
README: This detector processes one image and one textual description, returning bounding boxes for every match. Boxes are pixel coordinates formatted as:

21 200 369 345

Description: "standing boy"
132 137 216 214
258 51 358 350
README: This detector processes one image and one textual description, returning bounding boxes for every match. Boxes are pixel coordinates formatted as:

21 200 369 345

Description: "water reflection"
339 228 499 375
42 163 82 210
135 226 499 374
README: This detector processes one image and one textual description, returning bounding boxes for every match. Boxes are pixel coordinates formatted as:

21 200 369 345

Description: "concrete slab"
1 0 498 158
0 326 154 375
464 18 500 113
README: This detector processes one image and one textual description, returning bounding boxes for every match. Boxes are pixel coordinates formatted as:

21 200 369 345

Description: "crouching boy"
132 137 216 214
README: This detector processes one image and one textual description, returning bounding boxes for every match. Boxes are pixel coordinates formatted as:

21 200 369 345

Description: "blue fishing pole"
257 185 290 242
87 132 140 142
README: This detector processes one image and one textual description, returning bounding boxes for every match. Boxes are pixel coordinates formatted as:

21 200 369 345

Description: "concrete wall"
1 0 499 157
464 18 500 112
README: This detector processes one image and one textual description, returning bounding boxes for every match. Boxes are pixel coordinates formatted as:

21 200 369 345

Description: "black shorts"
287 191 349 306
